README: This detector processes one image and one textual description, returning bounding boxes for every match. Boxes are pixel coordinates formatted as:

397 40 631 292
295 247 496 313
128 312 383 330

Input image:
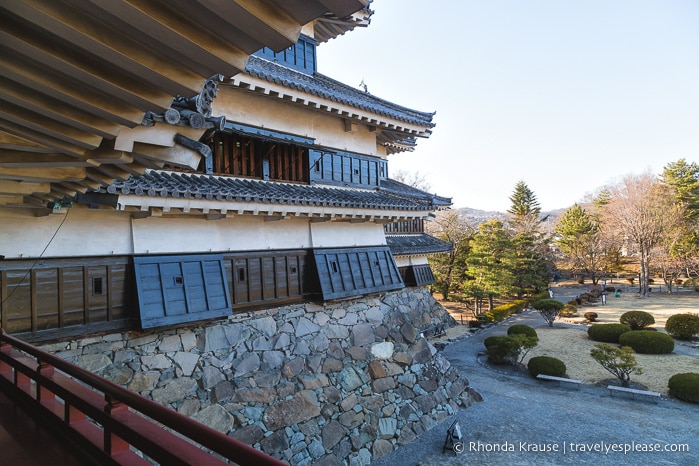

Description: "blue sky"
317 0 699 212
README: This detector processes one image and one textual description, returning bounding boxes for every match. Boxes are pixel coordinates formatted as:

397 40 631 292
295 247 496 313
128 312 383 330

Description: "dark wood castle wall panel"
224 250 310 310
0 257 134 339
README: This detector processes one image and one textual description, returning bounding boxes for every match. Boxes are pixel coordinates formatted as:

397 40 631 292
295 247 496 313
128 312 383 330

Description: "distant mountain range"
456 207 567 226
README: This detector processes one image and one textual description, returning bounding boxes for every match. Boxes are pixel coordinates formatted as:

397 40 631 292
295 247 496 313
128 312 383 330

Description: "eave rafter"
0 0 368 207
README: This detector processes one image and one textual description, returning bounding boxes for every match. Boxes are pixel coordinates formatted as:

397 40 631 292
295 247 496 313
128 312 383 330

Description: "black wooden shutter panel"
134 254 231 329
313 246 404 300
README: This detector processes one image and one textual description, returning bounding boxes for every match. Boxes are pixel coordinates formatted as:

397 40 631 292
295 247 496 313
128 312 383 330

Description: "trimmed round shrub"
584 312 598 322
508 324 538 340
528 356 566 378
620 311 655 330
532 299 564 311
618 330 675 354
485 336 518 364
484 336 501 348
560 304 578 317
668 373 699 403
665 313 699 340
587 324 632 343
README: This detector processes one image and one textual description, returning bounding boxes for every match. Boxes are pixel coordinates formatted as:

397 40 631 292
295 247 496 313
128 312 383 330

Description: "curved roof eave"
229 56 435 136
89 170 446 220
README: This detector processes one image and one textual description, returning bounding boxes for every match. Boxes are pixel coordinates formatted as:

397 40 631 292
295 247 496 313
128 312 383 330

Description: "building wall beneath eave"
214 88 383 157
393 255 430 268
0 208 387 259
0 208 133 259
309 221 385 248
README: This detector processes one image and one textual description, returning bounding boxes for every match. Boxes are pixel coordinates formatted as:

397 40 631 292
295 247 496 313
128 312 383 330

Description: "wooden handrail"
0 327 287 466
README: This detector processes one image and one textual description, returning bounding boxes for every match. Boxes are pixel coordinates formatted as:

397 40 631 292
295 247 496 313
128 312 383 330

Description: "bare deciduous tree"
601 173 679 297
393 170 431 192
426 210 476 301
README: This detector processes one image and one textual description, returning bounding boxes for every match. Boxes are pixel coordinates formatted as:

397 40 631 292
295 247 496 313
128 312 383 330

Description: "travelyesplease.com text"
461 440 690 455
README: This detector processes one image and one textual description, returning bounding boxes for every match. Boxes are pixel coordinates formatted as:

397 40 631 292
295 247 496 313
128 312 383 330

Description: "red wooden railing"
0 328 287 466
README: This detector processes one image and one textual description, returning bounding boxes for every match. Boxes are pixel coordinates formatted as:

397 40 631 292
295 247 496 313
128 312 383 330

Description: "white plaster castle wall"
130 216 312 253
309 221 385 248
214 89 383 158
393 255 430 267
1 207 391 259
0 208 133 258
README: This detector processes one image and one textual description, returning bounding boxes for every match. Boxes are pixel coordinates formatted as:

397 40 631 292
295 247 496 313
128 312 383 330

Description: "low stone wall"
40 287 481 465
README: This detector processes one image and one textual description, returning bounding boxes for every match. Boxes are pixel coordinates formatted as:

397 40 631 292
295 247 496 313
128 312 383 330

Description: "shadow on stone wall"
41 287 481 466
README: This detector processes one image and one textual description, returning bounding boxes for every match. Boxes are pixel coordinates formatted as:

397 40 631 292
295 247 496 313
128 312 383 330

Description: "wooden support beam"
0 179 51 195
132 154 166 170
132 142 201 170
0 119 90 158
114 162 149 177
0 54 145 127
0 19 174 112
3 0 205 96
85 168 121 186
51 184 78 198
92 165 133 182
59 181 88 194
84 147 134 165
0 100 104 149
73 178 103 191
77 0 249 77
0 166 86 182
0 76 123 139
0 151 95 168
184 0 302 52
0 130 53 152
0 195 24 205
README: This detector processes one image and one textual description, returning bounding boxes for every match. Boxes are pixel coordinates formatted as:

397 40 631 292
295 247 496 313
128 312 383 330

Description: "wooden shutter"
313 246 404 300
133 254 231 329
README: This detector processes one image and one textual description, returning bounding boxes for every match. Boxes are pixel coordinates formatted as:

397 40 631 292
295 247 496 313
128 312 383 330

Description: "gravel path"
371 310 699 466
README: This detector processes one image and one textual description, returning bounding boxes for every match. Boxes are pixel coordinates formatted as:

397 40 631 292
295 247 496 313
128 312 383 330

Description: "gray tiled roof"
244 56 436 128
99 171 445 211
386 234 453 255
379 178 452 206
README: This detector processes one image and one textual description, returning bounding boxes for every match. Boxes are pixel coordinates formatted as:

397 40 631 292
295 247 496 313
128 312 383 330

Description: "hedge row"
485 300 528 323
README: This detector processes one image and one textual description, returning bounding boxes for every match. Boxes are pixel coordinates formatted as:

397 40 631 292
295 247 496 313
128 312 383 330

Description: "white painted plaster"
0 208 132 258
214 88 383 157
131 216 312 254
309 221 385 248
394 255 430 267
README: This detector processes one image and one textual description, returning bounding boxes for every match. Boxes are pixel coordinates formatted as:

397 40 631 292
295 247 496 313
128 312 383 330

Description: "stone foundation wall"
40 287 481 465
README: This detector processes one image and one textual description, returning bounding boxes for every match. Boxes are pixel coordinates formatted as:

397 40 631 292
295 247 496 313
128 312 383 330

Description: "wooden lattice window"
384 219 425 234
209 132 309 183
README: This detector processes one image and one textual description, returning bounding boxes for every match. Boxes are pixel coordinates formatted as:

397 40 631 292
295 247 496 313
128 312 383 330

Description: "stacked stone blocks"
40 288 480 466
